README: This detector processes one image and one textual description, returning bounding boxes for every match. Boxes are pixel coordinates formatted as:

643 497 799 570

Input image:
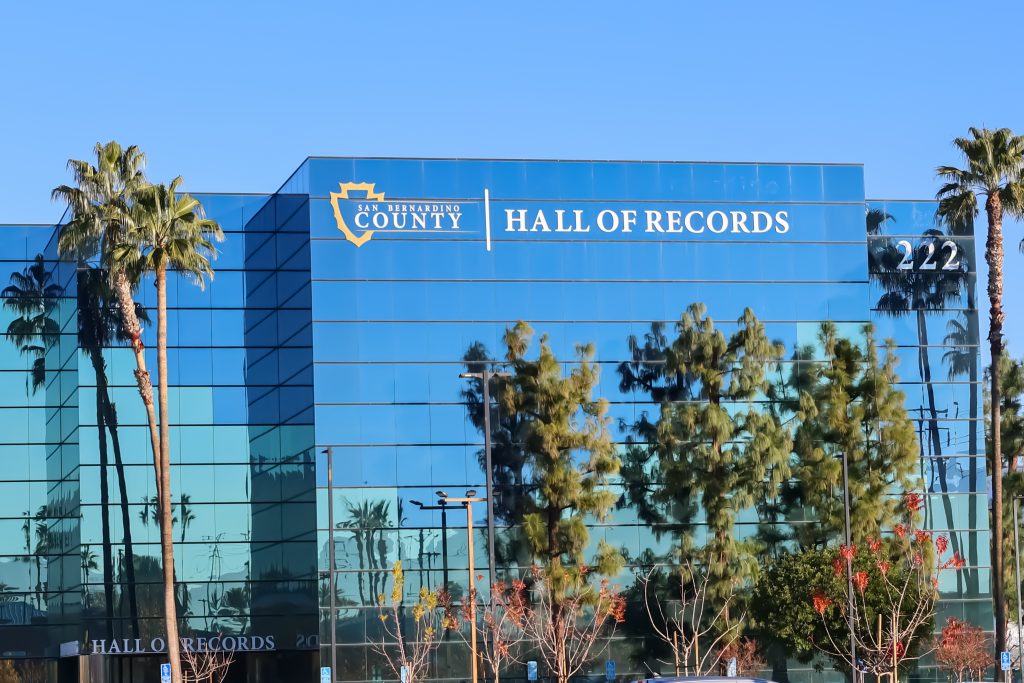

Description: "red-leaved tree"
933 617 990 682
812 493 966 677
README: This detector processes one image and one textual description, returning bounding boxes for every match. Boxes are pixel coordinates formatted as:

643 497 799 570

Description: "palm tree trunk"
918 311 963 592
967 286 981 595
353 533 367 605
101 381 140 637
156 264 182 683
987 193 1006 669
112 268 163 502
91 352 115 640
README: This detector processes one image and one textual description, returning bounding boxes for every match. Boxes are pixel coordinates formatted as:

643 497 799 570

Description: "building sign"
329 181 791 250
89 635 276 655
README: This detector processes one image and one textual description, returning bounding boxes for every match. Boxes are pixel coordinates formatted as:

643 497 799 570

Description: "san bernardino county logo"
330 182 464 248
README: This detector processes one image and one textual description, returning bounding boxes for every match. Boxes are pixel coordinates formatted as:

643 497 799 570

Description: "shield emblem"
329 182 385 247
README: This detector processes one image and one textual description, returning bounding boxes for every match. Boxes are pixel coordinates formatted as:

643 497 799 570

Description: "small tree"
717 638 767 677
375 562 454 683
449 581 529 683
812 494 966 677
0 661 18 683
519 565 626 683
639 560 744 676
933 618 990 682
181 643 234 683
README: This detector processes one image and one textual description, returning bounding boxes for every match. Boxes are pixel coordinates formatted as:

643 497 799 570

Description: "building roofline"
866 198 937 203
298 154 865 166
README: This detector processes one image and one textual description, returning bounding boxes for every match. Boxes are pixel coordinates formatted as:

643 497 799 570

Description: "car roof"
633 678 777 683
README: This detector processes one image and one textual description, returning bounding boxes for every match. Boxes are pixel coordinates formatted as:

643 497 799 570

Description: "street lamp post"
323 447 337 683
441 490 486 683
461 369 511 596
840 451 857 682
1014 495 1023 673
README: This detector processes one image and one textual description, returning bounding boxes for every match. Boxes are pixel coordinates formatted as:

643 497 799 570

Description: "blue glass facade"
0 158 984 683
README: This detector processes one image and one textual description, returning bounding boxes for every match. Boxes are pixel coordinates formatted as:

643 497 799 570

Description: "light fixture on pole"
461 369 511 596
409 492 453 592
439 490 486 683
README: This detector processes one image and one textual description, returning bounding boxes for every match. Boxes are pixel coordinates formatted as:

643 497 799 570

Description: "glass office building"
0 158 984 683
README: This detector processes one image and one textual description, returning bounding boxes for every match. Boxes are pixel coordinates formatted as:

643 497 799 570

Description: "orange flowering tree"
519 565 626 683
716 638 767 677
932 617 990 682
811 493 966 676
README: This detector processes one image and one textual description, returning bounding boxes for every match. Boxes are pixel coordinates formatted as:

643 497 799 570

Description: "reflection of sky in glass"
306 160 985 664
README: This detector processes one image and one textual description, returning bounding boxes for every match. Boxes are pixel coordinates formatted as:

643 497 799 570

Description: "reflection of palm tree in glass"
1 255 61 393
20 512 32 606
177 493 196 616
81 546 98 609
140 495 178 527
344 500 391 605
32 506 48 611
220 585 250 633
318 579 342 627
342 505 367 605
179 494 195 543
78 265 146 637
869 208 973 590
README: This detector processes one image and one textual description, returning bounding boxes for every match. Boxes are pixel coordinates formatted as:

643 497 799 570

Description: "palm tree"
1 255 61 393
53 142 163 500
114 177 223 683
936 126 1024 666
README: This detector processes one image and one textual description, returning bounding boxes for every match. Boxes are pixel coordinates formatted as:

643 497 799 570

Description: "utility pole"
441 491 486 683
461 369 511 594
841 451 857 682
324 447 337 683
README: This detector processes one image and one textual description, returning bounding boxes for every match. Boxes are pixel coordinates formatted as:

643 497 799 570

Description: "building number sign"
894 239 961 271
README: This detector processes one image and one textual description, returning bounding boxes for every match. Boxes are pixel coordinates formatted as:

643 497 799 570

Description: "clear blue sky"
1 0 1021 351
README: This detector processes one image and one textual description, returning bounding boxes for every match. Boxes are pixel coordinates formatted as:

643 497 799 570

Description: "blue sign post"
527 661 538 681
400 666 409 683
1002 651 1012 671
160 663 171 683
605 660 616 681
321 667 332 683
